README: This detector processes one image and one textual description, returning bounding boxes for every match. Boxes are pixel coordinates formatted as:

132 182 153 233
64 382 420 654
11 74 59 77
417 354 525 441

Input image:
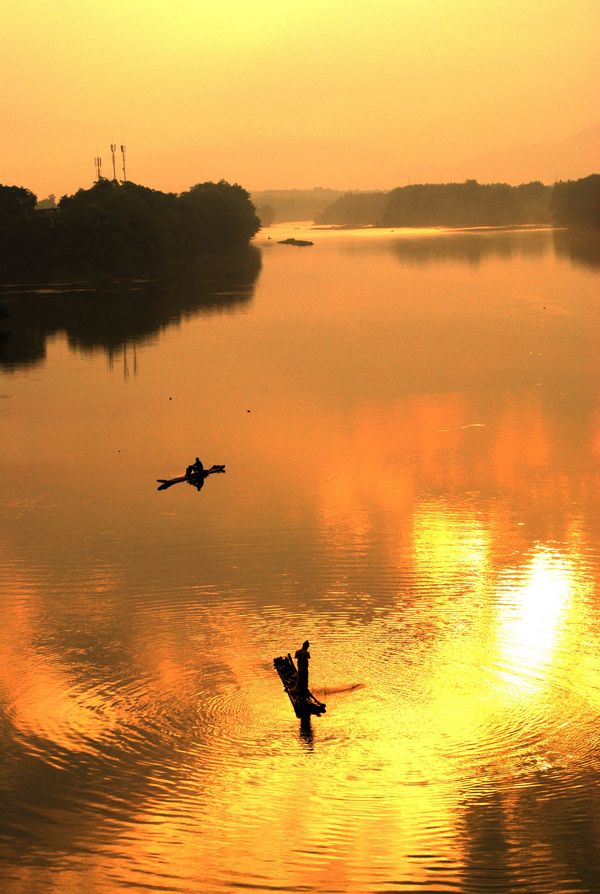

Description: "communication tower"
110 144 117 181
120 145 127 182
94 156 102 181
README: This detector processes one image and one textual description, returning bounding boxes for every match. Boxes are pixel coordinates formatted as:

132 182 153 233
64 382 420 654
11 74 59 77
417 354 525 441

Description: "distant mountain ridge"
251 188 345 223
427 125 600 186
253 125 599 197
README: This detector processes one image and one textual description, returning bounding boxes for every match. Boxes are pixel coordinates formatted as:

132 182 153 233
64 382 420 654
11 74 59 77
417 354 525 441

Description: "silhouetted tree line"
315 191 387 226
551 175 600 228
316 176 600 228
382 180 551 227
0 178 261 279
0 185 39 273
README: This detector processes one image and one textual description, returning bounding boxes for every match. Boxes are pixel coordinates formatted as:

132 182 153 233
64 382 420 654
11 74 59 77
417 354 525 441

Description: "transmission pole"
120 145 127 182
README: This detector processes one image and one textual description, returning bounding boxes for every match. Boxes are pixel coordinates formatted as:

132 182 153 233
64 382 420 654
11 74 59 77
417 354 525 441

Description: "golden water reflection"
1 229 600 891
497 548 575 693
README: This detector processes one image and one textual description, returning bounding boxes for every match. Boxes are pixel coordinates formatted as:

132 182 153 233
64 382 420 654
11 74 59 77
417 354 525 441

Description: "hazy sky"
2 0 598 198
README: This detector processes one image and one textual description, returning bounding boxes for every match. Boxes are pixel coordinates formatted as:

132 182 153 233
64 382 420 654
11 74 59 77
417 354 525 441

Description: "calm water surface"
1 226 600 893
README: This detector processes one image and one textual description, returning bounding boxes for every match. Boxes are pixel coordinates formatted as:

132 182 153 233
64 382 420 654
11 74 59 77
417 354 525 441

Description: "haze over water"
1 226 600 892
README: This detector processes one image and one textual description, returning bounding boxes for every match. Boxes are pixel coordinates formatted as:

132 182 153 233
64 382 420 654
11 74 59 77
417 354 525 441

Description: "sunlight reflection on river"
1 226 600 892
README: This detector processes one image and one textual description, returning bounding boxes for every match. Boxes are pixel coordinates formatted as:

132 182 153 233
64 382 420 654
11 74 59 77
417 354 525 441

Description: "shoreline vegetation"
309 223 554 232
0 175 597 285
255 175 599 230
0 178 261 281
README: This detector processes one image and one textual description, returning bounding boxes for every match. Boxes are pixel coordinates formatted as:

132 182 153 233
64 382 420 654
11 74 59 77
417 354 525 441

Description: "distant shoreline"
262 176 598 230
308 223 559 233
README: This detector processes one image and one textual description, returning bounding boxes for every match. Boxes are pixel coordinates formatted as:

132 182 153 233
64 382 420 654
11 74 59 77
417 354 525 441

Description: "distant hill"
450 125 600 186
259 125 600 226
315 191 387 226
251 188 345 223
252 125 599 196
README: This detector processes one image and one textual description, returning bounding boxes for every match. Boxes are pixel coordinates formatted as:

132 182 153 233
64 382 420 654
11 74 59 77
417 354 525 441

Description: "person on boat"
186 457 204 478
295 640 310 697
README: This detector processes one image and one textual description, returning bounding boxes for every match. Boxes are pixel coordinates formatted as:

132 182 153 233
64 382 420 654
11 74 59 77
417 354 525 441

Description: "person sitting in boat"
186 457 204 478
295 640 310 697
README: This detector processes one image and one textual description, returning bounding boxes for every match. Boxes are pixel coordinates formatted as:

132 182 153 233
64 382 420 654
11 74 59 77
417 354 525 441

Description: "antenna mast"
94 156 102 181
120 145 127 182
110 144 117 181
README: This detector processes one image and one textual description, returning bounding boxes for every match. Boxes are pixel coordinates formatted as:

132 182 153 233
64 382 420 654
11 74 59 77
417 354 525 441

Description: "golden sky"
2 0 598 198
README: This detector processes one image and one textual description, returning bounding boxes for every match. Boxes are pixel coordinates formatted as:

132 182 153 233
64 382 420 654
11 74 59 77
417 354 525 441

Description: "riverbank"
0 179 261 281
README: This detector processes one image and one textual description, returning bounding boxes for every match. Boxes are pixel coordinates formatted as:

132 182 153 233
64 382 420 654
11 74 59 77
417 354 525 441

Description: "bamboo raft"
273 654 326 718
156 464 225 491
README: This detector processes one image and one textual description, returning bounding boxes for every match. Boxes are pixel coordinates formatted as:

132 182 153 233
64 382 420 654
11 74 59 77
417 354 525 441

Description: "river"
1 224 600 893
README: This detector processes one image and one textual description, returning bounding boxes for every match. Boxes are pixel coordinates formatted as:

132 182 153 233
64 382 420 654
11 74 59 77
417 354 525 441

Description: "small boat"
156 463 225 491
273 654 326 718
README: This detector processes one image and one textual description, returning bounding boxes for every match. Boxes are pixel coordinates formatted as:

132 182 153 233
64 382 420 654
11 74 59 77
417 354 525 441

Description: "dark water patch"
552 228 600 269
0 248 261 371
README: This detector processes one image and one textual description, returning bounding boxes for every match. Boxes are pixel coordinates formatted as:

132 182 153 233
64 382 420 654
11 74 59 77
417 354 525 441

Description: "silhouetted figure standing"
295 640 310 697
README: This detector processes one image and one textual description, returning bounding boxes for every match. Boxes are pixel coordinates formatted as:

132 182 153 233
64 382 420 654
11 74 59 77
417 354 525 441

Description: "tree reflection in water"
0 246 261 371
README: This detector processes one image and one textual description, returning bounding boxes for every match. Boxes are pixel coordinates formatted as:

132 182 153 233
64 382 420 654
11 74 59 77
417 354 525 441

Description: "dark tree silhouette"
178 180 260 253
0 178 261 280
0 185 40 274
0 184 37 218
314 180 557 228
55 179 182 276
551 175 600 228
380 180 550 228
